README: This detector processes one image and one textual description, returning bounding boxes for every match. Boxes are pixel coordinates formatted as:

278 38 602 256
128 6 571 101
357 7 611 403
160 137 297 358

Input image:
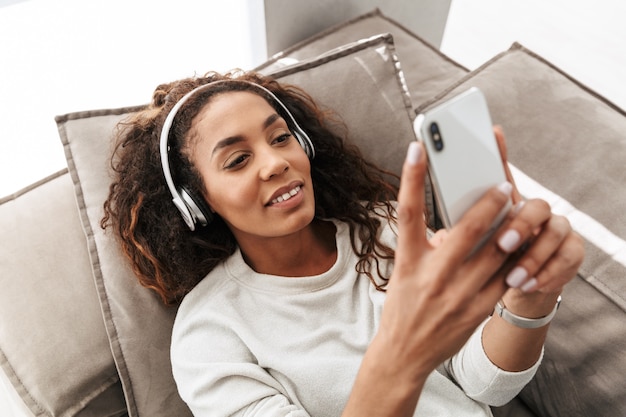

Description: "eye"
272 132 292 145
224 152 250 170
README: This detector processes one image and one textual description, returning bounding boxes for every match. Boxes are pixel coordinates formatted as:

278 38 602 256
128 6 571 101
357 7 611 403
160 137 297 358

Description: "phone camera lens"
429 122 444 151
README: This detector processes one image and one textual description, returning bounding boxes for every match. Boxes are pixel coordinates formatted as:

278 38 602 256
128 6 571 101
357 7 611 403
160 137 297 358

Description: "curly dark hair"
102 70 399 306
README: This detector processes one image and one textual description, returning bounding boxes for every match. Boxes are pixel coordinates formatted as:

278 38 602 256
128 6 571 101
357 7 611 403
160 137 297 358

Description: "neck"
238 219 337 277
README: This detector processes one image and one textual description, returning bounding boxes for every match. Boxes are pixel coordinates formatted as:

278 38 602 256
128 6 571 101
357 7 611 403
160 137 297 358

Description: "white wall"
0 0 257 197
2 0 625 198
441 0 626 111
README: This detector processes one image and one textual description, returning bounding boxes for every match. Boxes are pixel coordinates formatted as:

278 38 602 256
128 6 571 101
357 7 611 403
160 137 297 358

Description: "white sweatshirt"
171 217 540 416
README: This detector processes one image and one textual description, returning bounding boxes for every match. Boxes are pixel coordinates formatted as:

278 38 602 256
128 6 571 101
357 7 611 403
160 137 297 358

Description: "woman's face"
188 90 315 245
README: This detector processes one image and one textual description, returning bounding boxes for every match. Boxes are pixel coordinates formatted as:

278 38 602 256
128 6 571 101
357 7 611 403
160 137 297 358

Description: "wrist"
367 333 431 387
502 289 562 318
347 336 425 416
495 294 562 329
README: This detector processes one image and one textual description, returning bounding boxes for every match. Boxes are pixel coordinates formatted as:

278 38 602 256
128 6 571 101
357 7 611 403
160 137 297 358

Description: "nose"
259 148 289 180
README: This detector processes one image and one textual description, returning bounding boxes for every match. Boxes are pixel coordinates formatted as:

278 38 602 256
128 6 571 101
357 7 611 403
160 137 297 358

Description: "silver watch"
494 296 562 329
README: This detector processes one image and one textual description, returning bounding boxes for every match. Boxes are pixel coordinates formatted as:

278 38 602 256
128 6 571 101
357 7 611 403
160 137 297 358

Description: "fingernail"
497 181 513 196
498 229 521 253
406 142 421 166
521 277 538 293
506 266 528 288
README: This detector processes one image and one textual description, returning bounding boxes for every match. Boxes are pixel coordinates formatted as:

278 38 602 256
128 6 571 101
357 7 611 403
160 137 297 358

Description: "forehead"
199 90 274 120
188 90 281 148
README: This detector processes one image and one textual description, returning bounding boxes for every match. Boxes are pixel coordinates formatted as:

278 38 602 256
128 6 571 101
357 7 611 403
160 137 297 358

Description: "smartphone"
414 87 511 248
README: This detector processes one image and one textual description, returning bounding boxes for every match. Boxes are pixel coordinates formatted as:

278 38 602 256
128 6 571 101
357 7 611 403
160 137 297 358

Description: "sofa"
1 9 625 417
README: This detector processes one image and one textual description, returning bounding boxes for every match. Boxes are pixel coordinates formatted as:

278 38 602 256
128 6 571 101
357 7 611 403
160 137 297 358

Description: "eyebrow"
211 113 283 157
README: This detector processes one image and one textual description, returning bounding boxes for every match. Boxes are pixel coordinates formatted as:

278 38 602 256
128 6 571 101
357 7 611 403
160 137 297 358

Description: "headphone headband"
159 79 314 230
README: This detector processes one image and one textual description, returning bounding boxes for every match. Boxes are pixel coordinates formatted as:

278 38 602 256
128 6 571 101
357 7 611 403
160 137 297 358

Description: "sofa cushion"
0 170 126 417
415 42 626 417
56 33 418 417
255 8 469 107
56 105 189 417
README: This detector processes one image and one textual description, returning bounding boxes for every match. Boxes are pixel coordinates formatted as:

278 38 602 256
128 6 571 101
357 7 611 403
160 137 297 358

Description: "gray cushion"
416 42 626 417
55 33 418 417
0 170 126 417
255 8 469 107
56 105 190 417
492 397 537 417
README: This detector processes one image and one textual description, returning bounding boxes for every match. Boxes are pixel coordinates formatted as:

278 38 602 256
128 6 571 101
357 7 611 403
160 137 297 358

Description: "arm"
482 127 584 372
342 142 518 416
342 138 584 416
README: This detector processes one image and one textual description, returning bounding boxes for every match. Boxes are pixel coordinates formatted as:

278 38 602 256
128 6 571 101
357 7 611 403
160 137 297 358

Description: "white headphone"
159 79 315 231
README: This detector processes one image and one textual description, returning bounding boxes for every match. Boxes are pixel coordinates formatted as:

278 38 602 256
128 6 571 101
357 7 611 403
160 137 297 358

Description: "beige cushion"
416 42 626 417
56 34 418 417
57 105 189 417
255 8 468 107
492 397 537 417
0 170 126 417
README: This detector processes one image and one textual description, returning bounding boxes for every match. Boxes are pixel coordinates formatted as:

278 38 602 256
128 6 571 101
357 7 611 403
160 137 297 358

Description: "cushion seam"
0 168 68 204
0 347 49 416
57 119 137 416
255 8 382 70
378 10 468 72
54 105 147 124
268 33 395 78
60 374 123 417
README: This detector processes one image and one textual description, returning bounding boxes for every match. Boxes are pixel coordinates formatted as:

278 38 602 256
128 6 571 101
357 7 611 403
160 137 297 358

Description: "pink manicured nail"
406 142 421 166
498 229 521 253
506 266 528 288
521 278 538 293
513 200 526 214
497 181 513 196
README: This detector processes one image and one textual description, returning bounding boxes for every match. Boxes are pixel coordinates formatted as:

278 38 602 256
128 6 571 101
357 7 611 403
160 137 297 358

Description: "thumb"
429 229 449 247
395 141 428 268
494 126 522 204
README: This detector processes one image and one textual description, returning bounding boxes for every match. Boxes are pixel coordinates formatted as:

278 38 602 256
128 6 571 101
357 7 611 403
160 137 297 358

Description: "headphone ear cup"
179 186 214 227
294 130 314 159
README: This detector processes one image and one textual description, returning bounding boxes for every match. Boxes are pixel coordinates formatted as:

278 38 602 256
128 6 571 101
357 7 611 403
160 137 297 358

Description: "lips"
267 182 303 206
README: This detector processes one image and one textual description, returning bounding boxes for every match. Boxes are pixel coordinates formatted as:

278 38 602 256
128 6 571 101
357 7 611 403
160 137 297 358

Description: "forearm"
482 289 561 371
341 335 426 417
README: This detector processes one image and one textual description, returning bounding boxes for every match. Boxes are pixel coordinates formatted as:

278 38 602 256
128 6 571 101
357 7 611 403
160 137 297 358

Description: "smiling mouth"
270 185 301 205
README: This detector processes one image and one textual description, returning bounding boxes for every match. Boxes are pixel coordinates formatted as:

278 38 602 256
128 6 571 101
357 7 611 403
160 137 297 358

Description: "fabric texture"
415 42 626 417
172 217 539 416
255 8 469 107
56 105 191 417
55 33 420 417
0 170 126 417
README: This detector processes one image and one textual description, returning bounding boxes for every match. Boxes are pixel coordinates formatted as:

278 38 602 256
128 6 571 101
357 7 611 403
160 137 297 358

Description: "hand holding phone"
414 87 511 250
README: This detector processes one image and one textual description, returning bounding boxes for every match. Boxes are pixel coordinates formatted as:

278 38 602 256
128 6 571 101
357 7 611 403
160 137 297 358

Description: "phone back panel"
415 87 508 227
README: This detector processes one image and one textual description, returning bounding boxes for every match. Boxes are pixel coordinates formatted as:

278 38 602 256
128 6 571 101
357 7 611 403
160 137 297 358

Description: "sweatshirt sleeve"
171 300 310 417
442 320 543 407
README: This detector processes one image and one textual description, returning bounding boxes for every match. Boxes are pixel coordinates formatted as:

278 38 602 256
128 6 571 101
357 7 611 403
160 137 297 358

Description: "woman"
102 70 584 416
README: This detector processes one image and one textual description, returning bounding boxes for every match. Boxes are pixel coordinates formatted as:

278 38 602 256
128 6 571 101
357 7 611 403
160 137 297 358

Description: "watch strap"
495 295 562 329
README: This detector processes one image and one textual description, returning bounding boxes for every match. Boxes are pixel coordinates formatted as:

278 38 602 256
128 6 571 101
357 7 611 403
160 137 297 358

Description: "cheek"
294 148 312 174
204 175 257 215
202 147 312 215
